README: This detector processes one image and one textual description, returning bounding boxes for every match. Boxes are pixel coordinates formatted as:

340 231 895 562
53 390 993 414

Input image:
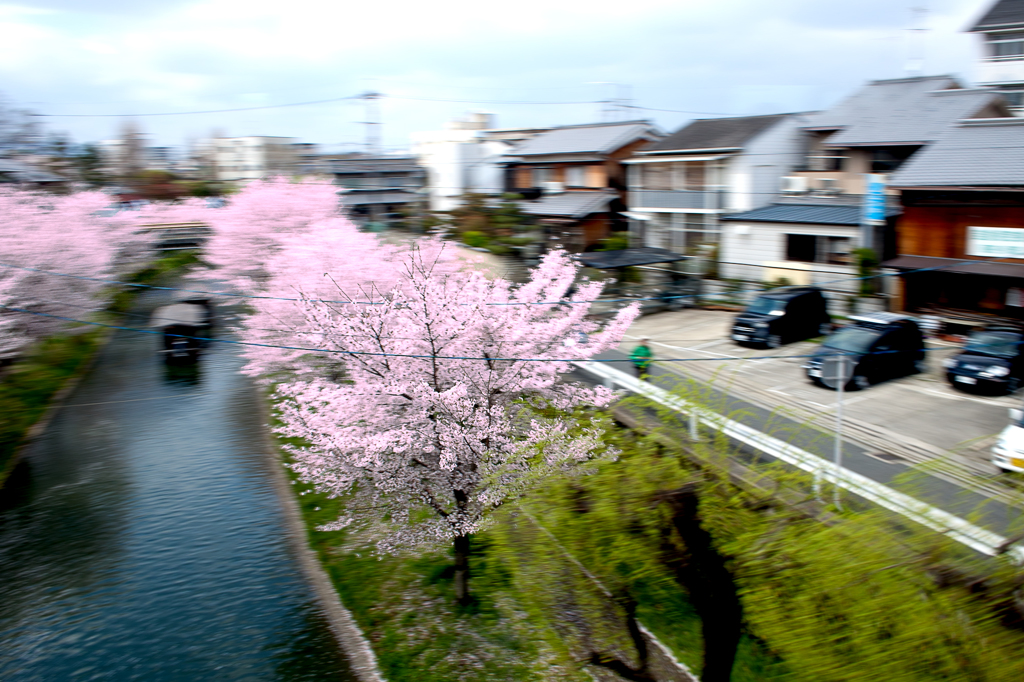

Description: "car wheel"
818 322 832 336
1008 378 1021 395
851 374 870 391
998 466 1013 474
766 334 782 349
913 360 926 374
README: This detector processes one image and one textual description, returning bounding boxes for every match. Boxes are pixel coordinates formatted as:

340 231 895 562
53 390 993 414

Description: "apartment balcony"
629 189 721 211
978 58 1024 86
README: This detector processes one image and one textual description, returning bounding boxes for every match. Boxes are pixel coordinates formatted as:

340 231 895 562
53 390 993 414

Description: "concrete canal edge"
256 394 386 682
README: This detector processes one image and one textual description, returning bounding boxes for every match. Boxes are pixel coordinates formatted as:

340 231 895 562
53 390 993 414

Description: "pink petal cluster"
0 188 152 356
272 246 639 551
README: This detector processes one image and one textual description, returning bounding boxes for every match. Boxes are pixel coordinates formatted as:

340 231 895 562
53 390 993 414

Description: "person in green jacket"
630 338 653 378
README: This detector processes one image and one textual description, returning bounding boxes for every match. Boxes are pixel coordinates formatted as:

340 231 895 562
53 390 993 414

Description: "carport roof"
574 247 688 269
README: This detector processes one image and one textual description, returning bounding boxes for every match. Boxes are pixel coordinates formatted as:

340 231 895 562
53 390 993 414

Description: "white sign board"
966 226 1024 258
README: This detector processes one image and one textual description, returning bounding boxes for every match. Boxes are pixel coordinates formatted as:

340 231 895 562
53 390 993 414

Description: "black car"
805 312 925 390
944 326 1024 395
732 286 831 348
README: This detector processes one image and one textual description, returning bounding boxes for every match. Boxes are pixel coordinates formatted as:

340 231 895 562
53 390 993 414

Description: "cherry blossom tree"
0 188 151 356
273 247 639 604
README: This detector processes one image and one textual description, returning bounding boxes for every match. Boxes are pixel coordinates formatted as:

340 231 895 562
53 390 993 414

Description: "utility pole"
360 90 382 155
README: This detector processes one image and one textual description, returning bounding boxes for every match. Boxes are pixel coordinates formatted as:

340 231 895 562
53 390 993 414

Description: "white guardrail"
573 361 1024 565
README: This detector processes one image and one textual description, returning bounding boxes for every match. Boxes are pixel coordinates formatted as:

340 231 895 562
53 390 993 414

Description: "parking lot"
617 308 1019 476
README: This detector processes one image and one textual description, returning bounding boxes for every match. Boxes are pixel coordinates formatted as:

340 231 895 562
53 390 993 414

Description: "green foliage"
462 231 489 248
762 277 792 290
854 247 880 297
0 331 101 485
595 233 630 252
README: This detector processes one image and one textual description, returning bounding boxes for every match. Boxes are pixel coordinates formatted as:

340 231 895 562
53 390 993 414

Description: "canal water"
0 289 354 681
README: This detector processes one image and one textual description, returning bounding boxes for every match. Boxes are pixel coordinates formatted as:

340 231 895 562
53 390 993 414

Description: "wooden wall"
898 205 1024 262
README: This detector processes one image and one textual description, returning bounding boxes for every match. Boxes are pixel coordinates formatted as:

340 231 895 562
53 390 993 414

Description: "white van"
992 407 1024 473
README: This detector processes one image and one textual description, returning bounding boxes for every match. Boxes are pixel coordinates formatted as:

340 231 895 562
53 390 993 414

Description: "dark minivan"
732 286 831 348
805 312 925 390
944 325 1024 395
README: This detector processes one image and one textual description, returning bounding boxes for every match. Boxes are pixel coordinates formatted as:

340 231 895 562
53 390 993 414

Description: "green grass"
285 468 575 681
0 250 201 487
0 331 103 485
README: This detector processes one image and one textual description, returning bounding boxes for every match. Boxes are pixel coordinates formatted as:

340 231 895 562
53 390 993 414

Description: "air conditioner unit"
543 181 565 195
780 176 808 194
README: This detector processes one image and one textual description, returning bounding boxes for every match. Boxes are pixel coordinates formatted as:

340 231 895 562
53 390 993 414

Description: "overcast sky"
0 0 996 151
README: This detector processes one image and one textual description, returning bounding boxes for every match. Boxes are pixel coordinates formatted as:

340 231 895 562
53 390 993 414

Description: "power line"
37 95 364 118
0 301 968 364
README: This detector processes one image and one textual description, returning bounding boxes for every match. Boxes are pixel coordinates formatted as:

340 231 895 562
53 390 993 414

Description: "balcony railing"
629 189 721 210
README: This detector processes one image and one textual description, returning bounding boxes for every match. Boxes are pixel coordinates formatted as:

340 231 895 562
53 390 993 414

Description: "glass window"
642 164 672 190
684 162 705 190
746 297 786 315
566 166 587 187
786 234 817 262
988 32 1024 59
824 327 880 354
965 331 1021 358
532 167 552 185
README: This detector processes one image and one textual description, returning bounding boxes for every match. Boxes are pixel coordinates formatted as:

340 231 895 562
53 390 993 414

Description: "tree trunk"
662 485 743 682
454 533 471 606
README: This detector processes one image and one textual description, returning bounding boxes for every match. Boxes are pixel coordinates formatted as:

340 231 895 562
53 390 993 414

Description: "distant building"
967 0 1024 114
331 155 428 228
211 136 298 183
410 114 548 212
504 120 661 252
627 113 811 254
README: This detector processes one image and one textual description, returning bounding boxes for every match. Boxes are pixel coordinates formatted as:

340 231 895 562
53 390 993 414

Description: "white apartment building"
968 0 1024 114
210 136 298 183
410 114 547 212
626 113 812 252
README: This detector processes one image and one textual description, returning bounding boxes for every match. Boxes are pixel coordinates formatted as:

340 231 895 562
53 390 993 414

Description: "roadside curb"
255 394 386 682
0 327 113 489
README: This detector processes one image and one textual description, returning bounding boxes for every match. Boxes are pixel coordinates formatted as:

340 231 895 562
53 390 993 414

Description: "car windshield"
823 327 880 354
965 332 1020 358
745 297 785 315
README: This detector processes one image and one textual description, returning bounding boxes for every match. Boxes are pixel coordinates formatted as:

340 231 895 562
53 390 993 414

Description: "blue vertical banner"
863 174 886 225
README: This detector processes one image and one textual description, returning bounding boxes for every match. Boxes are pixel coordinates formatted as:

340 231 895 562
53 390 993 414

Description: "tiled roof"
720 202 900 226
510 121 658 157
519 190 616 219
804 77 1006 146
969 0 1024 31
888 118 1024 187
643 114 791 153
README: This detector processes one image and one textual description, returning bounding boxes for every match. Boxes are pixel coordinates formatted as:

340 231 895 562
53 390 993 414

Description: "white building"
626 113 812 253
410 114 547 212
210 136 298 183
968 0 1024 114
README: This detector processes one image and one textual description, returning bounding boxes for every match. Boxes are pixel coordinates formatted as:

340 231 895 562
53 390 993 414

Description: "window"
808 151 845 172
684 162 706 190
532 167 552 186
988 32 1024 60
565 166 587 187
999 89 1024 108
786 235 851 265
641 164 672 190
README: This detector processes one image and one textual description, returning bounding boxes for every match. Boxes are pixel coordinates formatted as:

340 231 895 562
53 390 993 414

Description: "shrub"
462 231 489 248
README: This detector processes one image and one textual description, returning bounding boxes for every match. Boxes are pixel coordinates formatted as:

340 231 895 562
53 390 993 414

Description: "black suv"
805 312 925 390
732 287 831 348
944 325 1024 395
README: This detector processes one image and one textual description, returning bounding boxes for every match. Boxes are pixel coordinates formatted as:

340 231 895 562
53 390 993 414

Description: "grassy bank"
0 250 200 487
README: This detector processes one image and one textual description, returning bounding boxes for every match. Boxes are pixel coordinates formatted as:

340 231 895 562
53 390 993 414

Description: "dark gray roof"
889 118 1024 187
803 76 1007 146
643 114 790 153
510 121 658 158
330 156 424 174
969 0 1024 31
575 247 687 269
720 202 900 226
520 190 616 219
342 191 423 206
